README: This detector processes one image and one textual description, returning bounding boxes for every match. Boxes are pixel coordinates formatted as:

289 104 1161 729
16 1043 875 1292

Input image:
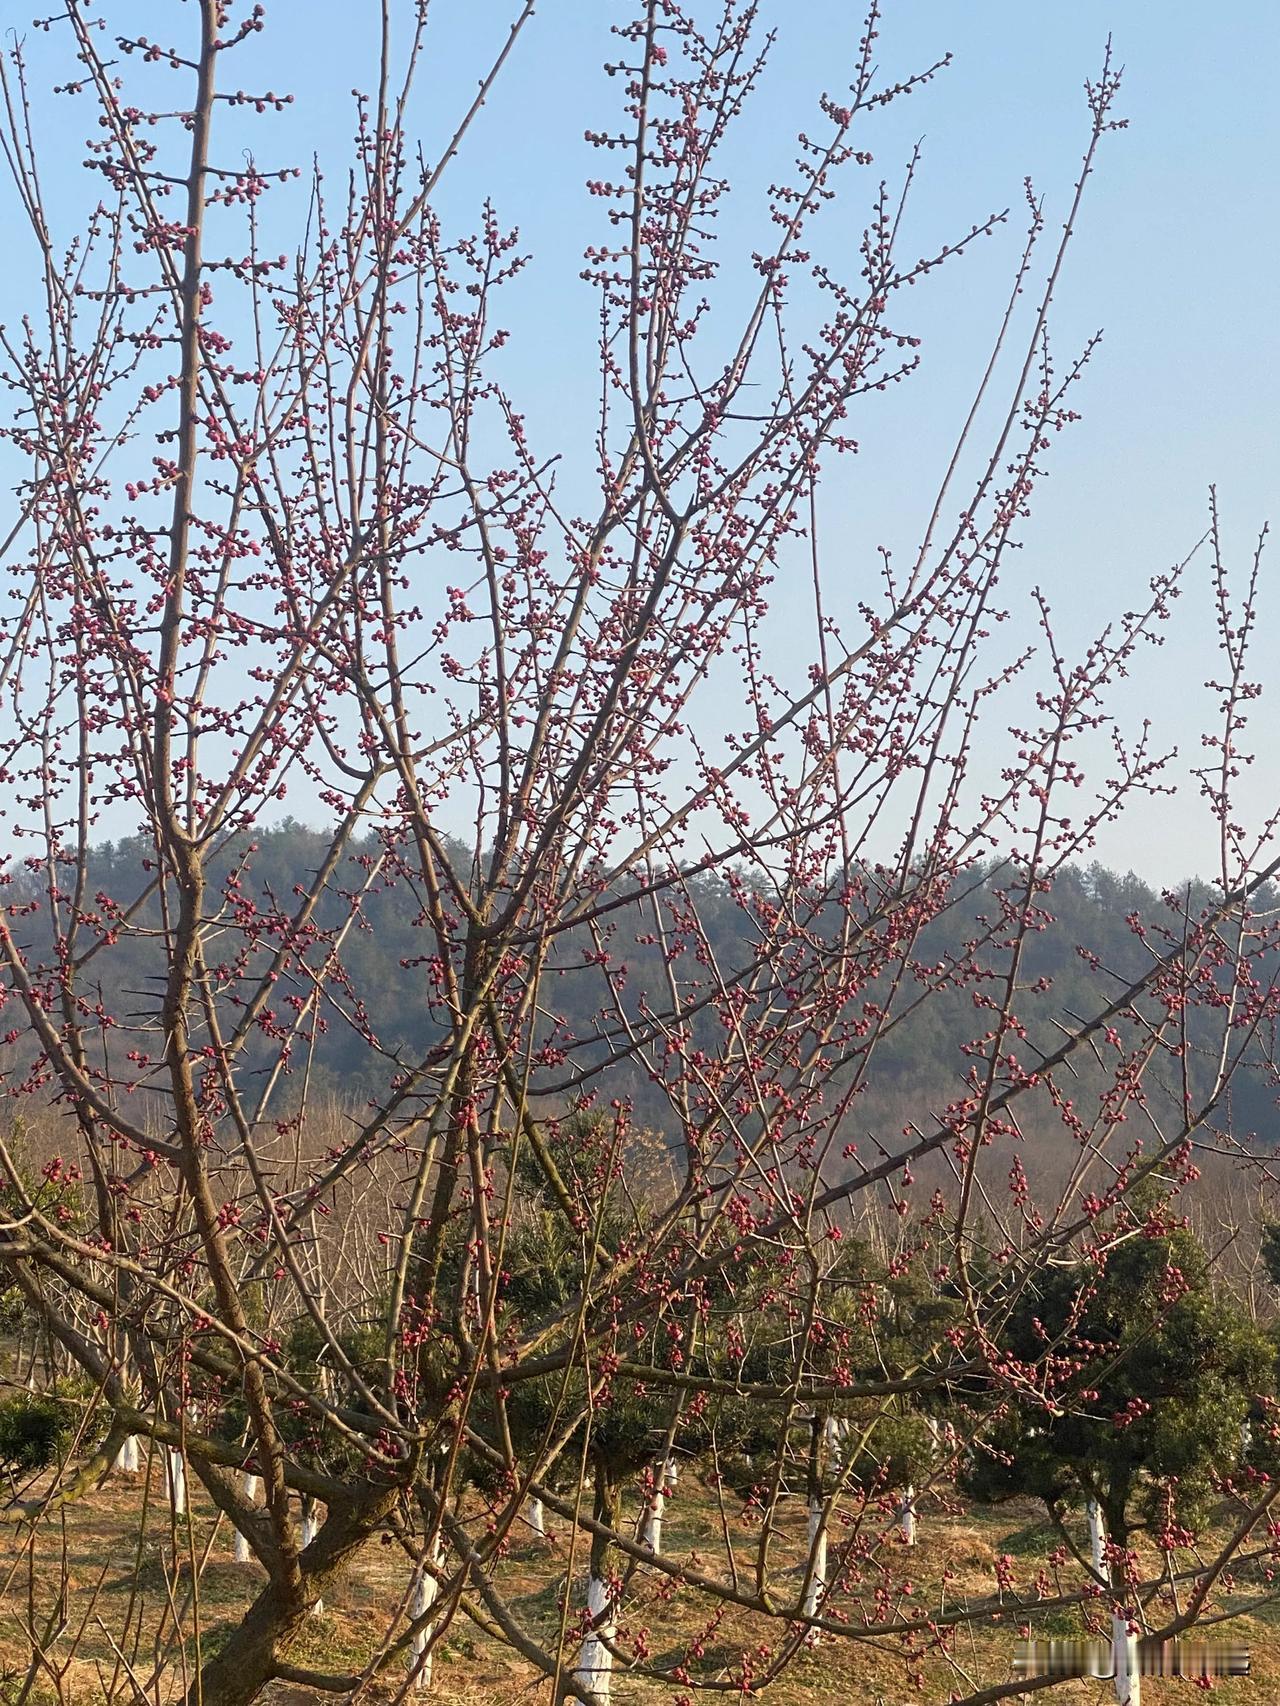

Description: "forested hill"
6 825 1278 1149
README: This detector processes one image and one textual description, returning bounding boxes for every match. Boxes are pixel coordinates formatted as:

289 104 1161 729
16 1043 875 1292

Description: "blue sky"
3 0 1277 883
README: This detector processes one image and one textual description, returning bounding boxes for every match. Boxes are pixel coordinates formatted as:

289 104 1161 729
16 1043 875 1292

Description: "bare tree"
0 3 1278 1704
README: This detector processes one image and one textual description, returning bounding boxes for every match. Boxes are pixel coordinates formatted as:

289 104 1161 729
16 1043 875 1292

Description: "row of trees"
0 0 1278 1702
7 833 1274 1137
4 1157 1275 1703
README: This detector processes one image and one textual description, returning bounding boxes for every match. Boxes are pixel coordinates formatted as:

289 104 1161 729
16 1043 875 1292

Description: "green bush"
960 1205 1274 1546
0 1391 77 1472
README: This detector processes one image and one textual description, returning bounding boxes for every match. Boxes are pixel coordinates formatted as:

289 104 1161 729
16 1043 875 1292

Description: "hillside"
4 830 1275 1157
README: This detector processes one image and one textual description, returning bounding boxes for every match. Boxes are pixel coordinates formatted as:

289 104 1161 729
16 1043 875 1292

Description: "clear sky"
3 1 1277 884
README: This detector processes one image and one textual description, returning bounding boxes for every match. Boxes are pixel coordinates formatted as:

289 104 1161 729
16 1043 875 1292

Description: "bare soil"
0 1464 1270 1704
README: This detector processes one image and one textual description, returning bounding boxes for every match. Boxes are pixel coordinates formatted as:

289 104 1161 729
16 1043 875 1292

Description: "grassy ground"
0 1464 1273 1705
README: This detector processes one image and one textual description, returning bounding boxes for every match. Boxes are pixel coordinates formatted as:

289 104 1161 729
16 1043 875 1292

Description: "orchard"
0 3 1278 1704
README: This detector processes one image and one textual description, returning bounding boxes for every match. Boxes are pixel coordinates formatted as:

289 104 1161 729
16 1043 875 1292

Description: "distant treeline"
6 825 1277 1150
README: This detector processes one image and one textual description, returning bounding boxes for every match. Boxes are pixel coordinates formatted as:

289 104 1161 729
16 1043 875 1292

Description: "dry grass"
0 1463 1274 1706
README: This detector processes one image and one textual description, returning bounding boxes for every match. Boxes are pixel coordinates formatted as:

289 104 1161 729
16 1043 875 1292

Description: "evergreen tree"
961 1203 1271 1703
962 1208 1271 1549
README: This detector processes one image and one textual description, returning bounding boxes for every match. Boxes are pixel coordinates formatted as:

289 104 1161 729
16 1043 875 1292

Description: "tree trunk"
1093 1497 1140 1706
801 1412 828 1639
575 1576 616 1705
833 1417 850 1468
409 1534 444 1692
640 1461 669 1554
899 1484 916 1546
168 1447 188 1518
188 1487 397 1705
190 1586 308 1706
1086 1497 1106 1580
1112 1612 1139 1706
526 1495 546 1539
802 1495 828 1629
233 1472 259 1564
301 1496 324 1615
574 1466 620 1703
821 1414 840 1470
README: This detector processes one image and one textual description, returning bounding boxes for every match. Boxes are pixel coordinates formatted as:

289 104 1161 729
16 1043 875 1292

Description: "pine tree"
962 1200 1272 1701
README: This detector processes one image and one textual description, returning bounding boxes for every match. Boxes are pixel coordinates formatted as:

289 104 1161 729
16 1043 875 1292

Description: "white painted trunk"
834 1416 850 1465
302 1499 323 1615
526 1496 546 1538
899 1484 916 1546
114 1434 140 1474
1088 1500 1139 1702
806 1495 822 1554
643 1460 675 1553
1113 1612 1140 1705
410 1545 442 1692
167 1448 187 1517
1240 1418 1253 1456
1086 1498 1106 1580
234 1472 259 1563
821 1413 840 1472
574 1574 616 1703
641 1480 665 1554
801 1497 828 1635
